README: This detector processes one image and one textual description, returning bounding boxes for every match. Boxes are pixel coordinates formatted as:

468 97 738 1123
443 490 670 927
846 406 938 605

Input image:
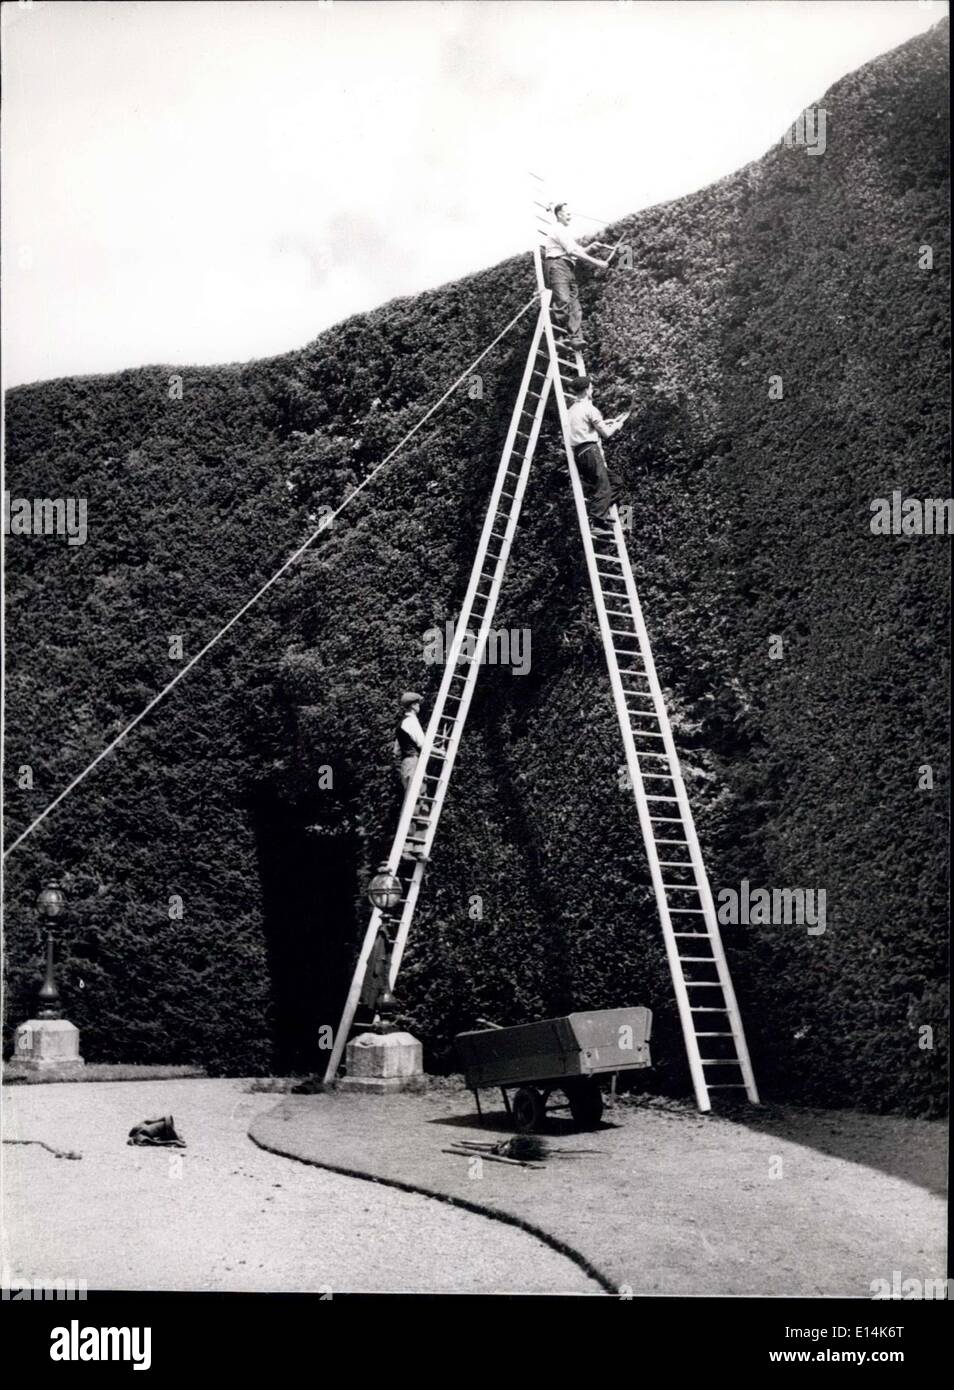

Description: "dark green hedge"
4 21 948 1112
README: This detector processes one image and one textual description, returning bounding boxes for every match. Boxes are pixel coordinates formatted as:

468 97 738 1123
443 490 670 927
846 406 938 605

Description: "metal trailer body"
455 1006 652 1132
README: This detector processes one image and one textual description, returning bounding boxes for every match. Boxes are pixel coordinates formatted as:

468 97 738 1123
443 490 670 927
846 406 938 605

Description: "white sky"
1 0 946 388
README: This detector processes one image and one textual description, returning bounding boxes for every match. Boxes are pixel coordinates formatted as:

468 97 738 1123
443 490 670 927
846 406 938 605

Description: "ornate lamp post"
36 881 67 1019
362 864 402 1031
14 877 84 1072
337 861 423 1092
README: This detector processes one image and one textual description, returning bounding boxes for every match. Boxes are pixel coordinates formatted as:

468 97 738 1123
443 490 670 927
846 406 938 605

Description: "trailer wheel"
567 1078 604 1129
512 1087 545 1133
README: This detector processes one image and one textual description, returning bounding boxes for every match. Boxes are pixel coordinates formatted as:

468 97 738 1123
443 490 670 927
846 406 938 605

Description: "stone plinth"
339 1031 424 1094
13 1019 85 1071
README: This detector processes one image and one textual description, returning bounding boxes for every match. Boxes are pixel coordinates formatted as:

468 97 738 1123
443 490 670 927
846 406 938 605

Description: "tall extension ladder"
324 182 759 1111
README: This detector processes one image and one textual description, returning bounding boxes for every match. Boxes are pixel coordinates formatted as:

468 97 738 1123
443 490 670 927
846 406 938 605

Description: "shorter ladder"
323 309 555 1083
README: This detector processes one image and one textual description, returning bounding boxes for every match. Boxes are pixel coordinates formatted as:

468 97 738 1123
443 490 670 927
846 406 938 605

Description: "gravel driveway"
2 1078 600 1294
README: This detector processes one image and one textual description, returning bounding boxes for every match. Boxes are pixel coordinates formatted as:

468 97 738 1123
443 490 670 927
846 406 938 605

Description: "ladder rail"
323 308 551 1082
614 546 760 1102
539 308 714 1112
529 172 548 297
387 351 555 983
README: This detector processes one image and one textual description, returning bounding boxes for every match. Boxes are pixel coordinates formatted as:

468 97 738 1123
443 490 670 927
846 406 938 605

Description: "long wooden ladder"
323 308 555 1084
530 174 759 1110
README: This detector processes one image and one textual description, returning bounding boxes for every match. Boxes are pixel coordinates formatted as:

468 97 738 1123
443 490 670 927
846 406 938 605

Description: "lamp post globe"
36 881 67 920
367 863 403 913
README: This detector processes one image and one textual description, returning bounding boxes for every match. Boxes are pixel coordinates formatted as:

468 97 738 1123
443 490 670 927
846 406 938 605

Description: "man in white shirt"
543 203 610 348
394 691 428 859
566 376 628 524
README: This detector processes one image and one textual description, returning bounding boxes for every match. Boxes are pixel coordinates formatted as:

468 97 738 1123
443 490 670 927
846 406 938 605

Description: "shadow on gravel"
715 1104 947 1198
427 1109 623 1139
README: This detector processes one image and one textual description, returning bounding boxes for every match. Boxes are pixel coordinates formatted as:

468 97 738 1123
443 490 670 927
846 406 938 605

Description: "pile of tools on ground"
442 1135 598 1169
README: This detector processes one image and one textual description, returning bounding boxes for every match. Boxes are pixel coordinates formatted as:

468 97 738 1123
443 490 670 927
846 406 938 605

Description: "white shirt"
543 221 587 260
567 398 605 447
400 712 425 750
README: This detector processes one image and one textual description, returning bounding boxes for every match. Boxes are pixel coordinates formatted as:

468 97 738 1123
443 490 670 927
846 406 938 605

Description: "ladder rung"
691 1007 730 1013
696 1032 734 1037
670 907 706 913
673 931 708 937
680 957 715 963
684 983 723 989
700 1059 741 1065
635 733 666 742
658 859 692 867
648 796 680 803
707 1084 748 1089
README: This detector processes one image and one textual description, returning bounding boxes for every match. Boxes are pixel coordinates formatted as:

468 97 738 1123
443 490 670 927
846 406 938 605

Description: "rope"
3 1139 82 1160
4 293 541 859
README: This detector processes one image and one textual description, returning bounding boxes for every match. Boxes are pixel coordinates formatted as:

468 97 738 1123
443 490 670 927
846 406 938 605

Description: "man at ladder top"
543 202 611 348
394 691 428 860
567 376 629 526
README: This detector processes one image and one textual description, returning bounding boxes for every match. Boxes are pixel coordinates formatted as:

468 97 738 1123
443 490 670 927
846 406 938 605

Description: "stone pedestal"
339 1031 424 1094
13 1018 85 1071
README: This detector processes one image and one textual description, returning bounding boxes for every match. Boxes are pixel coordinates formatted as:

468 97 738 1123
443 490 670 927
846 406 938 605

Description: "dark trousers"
575 442 620 519
543 256 582 338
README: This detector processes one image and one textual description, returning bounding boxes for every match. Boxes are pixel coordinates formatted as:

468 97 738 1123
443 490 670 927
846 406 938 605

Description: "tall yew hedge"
4 23 948 1112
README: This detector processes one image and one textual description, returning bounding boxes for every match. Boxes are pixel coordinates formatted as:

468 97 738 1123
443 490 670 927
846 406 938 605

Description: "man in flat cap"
566 375 629 525
394 691 428 859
